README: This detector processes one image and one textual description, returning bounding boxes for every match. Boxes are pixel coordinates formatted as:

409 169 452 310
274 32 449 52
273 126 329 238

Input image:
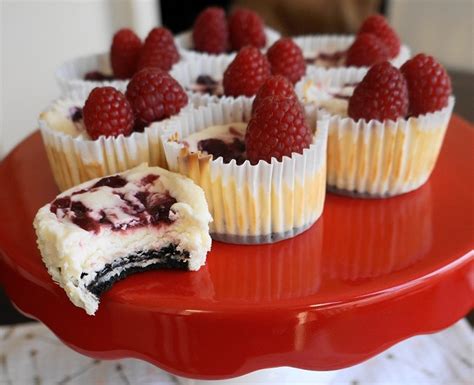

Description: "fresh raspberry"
192 7 229 54
223 46 271 97
126 68 188 127
346 33 390 67
400 53 452 116
229 8 266 50
251 75 296 114
266 38 306 84
110 28 142 79
245 96 312 164
83 87 134 140
348 61 408 121
137 27 179 71
358 14 401 58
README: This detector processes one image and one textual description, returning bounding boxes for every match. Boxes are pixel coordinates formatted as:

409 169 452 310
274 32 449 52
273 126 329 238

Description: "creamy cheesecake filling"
50 174 176 233
305 50 347 68
40 100 89 138
187 74 224 96
182 123 247 164
301 79 357 117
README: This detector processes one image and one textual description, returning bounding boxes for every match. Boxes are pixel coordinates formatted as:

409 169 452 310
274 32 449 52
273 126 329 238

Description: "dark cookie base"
86 244 190 297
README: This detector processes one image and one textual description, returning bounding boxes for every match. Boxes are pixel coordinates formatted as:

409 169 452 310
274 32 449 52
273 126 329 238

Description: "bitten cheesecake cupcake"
33 165 212 315
41 68 192 191
294 15 410 70
56 27 180 96
175 6 280 59
301 55 454 197
161 78 328 244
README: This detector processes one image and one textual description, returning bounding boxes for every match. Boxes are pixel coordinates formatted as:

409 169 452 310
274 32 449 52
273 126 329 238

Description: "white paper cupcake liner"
38 93 214 192
55 52 130 97
325 97 455 197
292 35 411 69
161 97 328 244
175 27 281 60
170 54 235 104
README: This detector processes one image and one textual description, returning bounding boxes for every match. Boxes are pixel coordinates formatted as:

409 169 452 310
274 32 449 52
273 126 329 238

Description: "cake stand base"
175 367 338 385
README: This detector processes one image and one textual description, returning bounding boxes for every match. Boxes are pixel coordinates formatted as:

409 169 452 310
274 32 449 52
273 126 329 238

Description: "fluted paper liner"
55 52 129 97
39 93 213 191
325 97 455 197
175 27 281 60
293 35 411 69
161 97 328 244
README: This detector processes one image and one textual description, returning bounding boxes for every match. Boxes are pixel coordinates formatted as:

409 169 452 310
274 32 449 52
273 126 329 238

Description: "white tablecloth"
0 320 472 385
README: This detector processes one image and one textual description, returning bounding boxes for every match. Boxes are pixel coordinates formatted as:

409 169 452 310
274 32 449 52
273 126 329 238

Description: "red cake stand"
0 116 473 383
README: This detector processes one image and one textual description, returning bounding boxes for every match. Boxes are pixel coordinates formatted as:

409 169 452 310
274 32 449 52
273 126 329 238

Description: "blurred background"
1 0 473 158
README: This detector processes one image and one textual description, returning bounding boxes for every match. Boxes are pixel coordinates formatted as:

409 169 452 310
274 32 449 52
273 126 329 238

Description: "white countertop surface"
0 320 472 385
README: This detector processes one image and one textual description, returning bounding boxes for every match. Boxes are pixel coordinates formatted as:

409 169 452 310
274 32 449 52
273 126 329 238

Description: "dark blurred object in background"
162 0 385 36
233 0 384 35
162 0 231 33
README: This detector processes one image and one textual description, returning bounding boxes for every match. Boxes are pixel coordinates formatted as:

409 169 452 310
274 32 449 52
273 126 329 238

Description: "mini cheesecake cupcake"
56 27 180 96
299 56 454 197
175 6 280 60
293 15 410 70
40 68 205 191
161 95 328 244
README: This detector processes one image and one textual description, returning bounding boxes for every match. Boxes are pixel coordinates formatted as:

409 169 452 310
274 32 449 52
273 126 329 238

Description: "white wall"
389 0 474 71
0 0 159 157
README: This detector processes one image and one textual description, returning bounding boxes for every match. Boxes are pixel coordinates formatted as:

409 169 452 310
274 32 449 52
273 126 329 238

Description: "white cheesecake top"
46 165 211 234
39 99 89 139
187 75 224 96
182 122 247 164
305 51 347 68
301 78 357 117
183 123 246 151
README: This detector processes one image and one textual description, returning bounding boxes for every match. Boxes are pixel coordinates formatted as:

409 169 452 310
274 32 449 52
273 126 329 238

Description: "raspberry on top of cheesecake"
34 164 212 315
